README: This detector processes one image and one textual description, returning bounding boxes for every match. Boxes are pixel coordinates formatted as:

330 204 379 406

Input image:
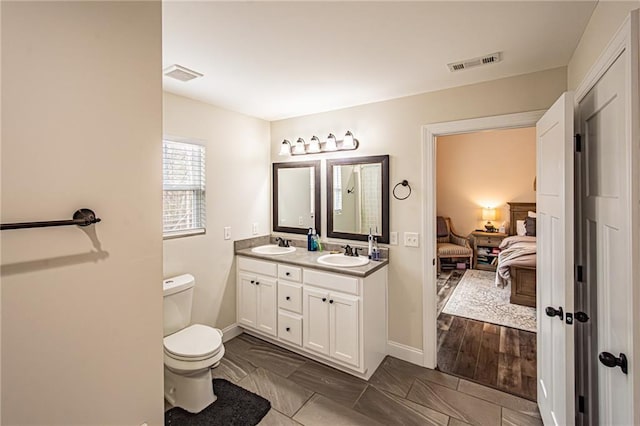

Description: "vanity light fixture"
279 131 360 156
279 139 292 156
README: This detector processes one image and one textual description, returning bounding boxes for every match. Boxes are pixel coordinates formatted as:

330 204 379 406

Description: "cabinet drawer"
475 236 501 247
303 268 359 295
278 311 302 346
278 281 302 313
238 257 277 277
278 264 302 282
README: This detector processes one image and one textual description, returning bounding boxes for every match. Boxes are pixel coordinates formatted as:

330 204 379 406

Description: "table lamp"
482 208 496 232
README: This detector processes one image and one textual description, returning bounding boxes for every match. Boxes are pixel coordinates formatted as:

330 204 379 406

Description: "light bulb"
325 133 337 151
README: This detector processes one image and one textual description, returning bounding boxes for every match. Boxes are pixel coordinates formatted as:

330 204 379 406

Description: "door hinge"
578 395 585 413
575 134 582 152
576 265 583 283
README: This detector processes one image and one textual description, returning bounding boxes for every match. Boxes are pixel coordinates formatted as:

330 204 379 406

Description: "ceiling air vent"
163 64 203 82
447 52 502 72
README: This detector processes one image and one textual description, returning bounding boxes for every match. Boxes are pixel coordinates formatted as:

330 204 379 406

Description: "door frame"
421 110 545 368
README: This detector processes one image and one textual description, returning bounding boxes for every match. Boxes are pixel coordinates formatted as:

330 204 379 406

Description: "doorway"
434 127 538 400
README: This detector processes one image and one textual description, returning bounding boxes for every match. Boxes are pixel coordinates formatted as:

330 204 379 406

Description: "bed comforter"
495 235 536 288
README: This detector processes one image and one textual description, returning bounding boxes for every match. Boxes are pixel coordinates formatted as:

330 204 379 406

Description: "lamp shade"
325 133 337 151
279 139 291 156
482 208 496 221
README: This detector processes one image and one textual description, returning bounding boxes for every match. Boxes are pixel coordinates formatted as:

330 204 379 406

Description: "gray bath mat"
165 379 271 426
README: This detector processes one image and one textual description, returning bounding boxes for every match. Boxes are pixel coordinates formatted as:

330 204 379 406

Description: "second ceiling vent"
447 52 502 72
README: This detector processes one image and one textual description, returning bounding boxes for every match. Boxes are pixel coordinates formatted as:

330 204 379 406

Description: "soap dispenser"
307 228 313 251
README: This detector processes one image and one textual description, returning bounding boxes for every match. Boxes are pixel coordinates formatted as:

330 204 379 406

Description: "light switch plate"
298 216 304 226
224 226 231 240
252 223 258 235
390 231 398 245
404 232 419 247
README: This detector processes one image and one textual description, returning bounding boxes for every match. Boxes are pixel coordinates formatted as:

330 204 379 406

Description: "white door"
256 276 277 336
329 292 360 367
579 50 633 425
536 92 575 426
238 273 257 328
303 287 330 355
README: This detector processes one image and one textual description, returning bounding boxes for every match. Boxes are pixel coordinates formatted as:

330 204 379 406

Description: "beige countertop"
234 237 388 278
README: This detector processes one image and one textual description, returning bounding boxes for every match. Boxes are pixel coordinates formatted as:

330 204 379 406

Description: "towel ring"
393 180 411 200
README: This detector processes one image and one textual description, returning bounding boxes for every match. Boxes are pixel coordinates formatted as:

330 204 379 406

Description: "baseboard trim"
387 340 424 366
221 323 243 342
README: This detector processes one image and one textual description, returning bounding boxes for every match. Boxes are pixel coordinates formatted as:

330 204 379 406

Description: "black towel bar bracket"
0 208 101 231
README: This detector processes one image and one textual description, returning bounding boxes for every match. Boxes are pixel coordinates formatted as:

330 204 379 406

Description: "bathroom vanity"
235 244 388 380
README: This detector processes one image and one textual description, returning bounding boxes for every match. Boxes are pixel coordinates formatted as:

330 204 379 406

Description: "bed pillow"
516 220 526 236
528 211 537 218
525 217 537 236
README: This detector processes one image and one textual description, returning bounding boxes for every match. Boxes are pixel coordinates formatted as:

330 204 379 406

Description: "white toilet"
163 274 225 413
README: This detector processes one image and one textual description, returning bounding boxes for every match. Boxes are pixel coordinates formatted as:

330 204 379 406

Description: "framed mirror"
327 155 389 243
273 160 321 235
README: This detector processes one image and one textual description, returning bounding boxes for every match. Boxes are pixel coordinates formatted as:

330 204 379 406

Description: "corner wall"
568 1 639 89
163 92 271 330
271 67 566 350
1 2 163 424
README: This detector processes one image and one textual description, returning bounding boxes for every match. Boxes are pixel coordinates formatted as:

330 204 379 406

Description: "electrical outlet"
252 223 258 235
224 226 231 240
404 232 419 247
390 231 398 245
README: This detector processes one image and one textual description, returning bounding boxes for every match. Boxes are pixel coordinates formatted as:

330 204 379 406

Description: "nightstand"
470 231 508 271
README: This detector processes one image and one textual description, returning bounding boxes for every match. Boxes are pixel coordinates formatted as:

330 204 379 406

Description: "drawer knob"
285 272 291 276
322 297 327 302
255 281 260 285
250 280 255 284
329 299 334 304
286 327 291 332
286 296 291 301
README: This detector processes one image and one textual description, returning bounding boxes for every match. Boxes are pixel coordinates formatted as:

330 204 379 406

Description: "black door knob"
599 352 628 374
575 311 590 323
545 306 564 320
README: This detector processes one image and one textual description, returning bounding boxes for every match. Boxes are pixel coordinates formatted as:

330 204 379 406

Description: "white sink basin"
317 253 370 268
251 245 296 255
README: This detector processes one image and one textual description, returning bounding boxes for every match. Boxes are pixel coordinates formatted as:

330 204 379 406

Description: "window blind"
163 140 206 237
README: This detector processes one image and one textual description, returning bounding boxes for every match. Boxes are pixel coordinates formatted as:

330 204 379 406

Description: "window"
163 140 205 238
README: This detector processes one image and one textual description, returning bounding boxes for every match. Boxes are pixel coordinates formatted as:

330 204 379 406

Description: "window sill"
163 228 206 240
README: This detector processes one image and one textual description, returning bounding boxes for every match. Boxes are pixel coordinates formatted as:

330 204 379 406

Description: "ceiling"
162 1 597 121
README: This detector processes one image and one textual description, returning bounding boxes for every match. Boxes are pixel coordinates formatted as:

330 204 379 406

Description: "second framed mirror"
327 155 389 243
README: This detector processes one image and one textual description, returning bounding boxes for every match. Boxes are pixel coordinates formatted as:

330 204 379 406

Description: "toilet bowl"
163 275 226 413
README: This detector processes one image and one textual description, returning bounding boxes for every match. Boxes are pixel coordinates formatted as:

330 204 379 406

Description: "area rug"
165 379 271 426
437 269 465 316
442 269 537 332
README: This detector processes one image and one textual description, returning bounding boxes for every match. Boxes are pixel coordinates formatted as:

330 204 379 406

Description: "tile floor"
208 333 542 426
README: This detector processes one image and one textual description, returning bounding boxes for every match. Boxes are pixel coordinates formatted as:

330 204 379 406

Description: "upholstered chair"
436 216 473 272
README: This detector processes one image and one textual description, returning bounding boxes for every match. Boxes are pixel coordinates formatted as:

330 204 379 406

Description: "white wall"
271 67 566 350
163 92 270 330
1 2 163 425
568 1 639 89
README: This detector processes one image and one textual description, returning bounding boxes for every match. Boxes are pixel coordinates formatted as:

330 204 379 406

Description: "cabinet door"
303 287 330 355
238 272 257 328
256 276 277 336
329 293 360 367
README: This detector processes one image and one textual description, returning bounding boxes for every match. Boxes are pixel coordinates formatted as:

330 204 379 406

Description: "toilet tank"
163 274 195 336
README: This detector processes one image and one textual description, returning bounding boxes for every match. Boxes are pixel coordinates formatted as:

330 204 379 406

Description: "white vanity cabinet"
236 254 387 380
237 257 277 337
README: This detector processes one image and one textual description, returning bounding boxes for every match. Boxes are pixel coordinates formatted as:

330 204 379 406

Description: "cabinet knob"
329 299 334 304
285 272 291 276
255 281 260 285
322 297 327 302
250 280 255 284
286 327 291 332
286 296 291 301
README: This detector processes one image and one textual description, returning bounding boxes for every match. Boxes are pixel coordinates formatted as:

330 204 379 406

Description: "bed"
495 202 537 307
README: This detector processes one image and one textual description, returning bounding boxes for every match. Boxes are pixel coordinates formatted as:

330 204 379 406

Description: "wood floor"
437 270 538 401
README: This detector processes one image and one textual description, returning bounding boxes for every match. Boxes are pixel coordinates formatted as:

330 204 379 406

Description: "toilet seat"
164 324 223 361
